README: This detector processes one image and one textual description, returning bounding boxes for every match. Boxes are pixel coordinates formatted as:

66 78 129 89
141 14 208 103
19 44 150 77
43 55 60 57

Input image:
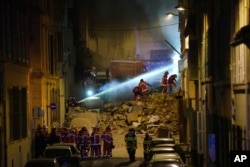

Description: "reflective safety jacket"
139 81 151 93
102 132 113 144
168 74 177 85
91 132 102 146
79 131 90 145
161 74 168 86
124 132 137 150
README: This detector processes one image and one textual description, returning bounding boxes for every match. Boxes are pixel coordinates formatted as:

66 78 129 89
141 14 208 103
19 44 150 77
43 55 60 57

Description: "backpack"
133 86 141 94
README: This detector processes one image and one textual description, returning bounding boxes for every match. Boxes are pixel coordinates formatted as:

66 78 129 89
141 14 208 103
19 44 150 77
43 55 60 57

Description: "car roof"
151 153 184 165
149 159 185 167
151 147 175 151
53 142 77 146
42 146 72 158
153 143 175 147
52 143 79 154
151 138 175 146
45 145 71 149
152 153 180 160
152 138 175 144
152 138 175 142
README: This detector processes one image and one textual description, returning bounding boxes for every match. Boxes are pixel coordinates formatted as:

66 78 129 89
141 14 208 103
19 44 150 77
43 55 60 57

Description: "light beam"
78 64 176 103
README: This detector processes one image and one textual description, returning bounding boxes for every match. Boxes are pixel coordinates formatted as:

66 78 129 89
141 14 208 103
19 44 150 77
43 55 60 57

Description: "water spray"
78 64 177 103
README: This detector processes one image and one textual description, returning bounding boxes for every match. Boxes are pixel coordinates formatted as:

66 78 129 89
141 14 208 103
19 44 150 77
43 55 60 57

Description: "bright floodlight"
87 90 94 96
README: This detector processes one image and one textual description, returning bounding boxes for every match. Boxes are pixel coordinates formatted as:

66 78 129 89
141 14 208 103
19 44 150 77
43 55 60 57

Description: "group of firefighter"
76 125 114 159
133 71 178 100
35 124 113 159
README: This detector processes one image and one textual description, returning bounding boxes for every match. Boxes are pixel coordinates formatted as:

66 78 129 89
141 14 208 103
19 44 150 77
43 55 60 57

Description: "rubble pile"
68 93 180 143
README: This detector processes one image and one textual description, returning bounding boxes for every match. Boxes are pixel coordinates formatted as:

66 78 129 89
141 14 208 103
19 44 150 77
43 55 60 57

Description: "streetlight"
175 5 185 11
166 12 179 17
175 0 186 11
165 12 179 20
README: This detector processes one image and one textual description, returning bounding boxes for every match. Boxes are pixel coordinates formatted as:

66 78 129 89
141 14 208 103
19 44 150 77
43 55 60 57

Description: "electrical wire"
88 22 180 32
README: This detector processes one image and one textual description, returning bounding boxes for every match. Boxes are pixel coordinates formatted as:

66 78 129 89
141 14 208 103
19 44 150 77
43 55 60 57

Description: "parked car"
151 138 175 148
24 158 60 167
151 143 186 163
147 153 187 167
152 143 175 148
42 145 80 167
52 143 81 158
149 147 176 160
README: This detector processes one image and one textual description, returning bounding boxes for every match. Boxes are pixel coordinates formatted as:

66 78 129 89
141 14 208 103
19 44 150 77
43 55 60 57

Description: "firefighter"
143 132 152 161
61 127 69 143
102 126 113 158
132 86 142 101
47 127 60 145
34 124 47 158
138 79 152 99
78 126 90 159
168 74 177 92
91 126 102 158
161 71 169 93
90 66 97 80
124 128 137 162
68 126 77 143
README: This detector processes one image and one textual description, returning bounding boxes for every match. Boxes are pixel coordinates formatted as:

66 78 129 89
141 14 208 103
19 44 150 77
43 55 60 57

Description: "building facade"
0 0 75 166
178 0 250 166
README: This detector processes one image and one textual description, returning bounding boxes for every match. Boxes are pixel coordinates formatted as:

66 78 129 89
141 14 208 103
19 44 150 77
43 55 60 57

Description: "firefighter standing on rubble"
124 128 137 162
168 74 178 92
132 86 142 101
161 71 169 93
139 79 152 99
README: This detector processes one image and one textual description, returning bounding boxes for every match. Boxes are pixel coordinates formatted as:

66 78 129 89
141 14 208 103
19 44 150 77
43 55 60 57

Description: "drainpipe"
245 51 250 149
3 99 7 167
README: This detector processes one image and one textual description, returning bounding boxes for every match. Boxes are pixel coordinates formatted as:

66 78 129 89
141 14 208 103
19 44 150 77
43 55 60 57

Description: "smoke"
80 0 181 102
87 0 180 50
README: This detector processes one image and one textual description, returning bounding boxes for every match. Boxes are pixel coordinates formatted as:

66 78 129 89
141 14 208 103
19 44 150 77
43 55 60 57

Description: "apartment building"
0 0 75 166
177 0 250 166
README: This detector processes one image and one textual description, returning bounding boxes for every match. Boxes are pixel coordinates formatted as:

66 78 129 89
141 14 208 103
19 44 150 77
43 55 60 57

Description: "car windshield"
151 140 175 147
53 144 78 154
43 149 70 158
69 146 77 154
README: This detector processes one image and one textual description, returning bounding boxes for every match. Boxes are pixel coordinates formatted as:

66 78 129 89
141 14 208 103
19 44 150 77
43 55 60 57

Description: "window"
9 87 27 140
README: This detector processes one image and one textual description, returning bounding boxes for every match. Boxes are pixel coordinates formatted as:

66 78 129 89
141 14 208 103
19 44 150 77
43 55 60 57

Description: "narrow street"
81 133 145 166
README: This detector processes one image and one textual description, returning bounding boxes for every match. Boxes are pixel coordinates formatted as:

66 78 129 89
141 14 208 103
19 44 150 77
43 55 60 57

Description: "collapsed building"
67 92 183 144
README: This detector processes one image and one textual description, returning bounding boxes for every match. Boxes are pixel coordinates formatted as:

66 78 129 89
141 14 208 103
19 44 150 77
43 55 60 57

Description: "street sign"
49 103 57 110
